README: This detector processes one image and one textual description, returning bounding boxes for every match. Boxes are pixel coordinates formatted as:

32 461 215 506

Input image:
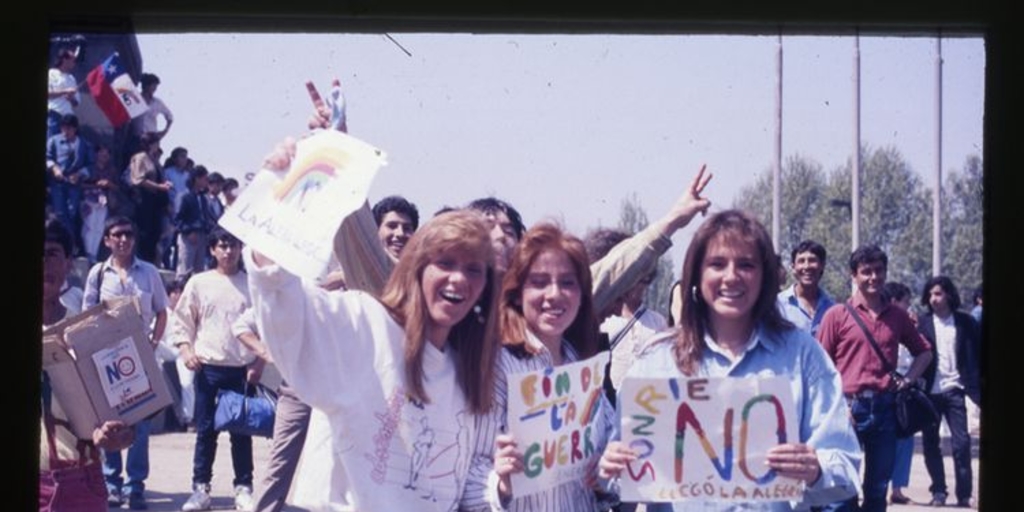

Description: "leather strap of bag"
608 305 647 352
843 302 899 378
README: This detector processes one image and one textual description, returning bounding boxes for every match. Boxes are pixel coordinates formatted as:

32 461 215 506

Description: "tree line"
600 145 983 318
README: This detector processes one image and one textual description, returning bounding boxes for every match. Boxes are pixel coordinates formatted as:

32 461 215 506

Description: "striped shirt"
462 334 616 512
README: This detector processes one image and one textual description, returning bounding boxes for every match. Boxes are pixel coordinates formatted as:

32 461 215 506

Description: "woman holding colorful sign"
598 210 861 511
462 222 618 511
245 209 503 511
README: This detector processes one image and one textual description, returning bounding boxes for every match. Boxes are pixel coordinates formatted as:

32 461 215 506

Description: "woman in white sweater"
246 210 502 512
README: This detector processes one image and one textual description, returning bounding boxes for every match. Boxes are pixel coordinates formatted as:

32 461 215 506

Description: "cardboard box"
42 297 173 440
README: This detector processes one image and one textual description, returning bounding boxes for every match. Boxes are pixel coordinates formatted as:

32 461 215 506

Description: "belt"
845 389 885 400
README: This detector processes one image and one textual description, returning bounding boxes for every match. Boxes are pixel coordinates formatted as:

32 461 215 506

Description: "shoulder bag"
843 303 940 438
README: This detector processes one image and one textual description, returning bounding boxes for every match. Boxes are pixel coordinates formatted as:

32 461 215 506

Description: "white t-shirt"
930 314 962 394
246 249 476 512
48 68 78 114
170 269 254 367
599 307 668 389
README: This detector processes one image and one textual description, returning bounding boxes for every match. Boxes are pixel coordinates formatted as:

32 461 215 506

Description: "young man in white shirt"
916 276 981 508
172 228 257 512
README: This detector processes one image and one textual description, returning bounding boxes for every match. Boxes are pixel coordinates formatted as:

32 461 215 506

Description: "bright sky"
137 32 985 268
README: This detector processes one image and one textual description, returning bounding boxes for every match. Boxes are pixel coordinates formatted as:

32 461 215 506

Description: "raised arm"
244 247 374 410
590 165 712 313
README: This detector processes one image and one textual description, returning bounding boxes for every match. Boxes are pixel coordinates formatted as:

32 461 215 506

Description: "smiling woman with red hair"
463 222 616 512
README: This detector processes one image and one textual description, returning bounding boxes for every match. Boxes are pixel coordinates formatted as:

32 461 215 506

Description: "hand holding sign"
617 375 805 503
219 129 386 280
766 443 822 484
494 433 525 500
598 441 637 480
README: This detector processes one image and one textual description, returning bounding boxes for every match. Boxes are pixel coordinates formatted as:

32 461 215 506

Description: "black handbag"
843 303 940 438
213 383 278 438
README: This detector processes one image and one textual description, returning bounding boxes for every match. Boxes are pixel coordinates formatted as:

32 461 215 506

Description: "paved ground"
113 430 980 511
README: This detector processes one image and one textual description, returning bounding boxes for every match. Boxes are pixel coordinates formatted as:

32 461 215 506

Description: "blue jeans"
192 364 254 487
47 180 83 243
102 418 152 496
818 392 897 512
890 435 914 488
922 388 972 502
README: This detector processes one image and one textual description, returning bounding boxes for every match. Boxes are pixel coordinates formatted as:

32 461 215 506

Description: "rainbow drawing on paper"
272 149 353 209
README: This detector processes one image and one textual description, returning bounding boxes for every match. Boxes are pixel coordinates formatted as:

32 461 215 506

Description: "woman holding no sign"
598 210 862 511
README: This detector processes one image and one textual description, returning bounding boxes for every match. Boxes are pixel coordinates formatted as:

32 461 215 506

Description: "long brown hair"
378 210 500 414
673 210 791 375
499 222 599 360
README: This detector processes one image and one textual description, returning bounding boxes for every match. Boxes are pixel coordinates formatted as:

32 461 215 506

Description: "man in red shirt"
817 245 933 512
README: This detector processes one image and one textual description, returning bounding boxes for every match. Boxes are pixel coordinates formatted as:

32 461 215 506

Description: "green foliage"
941 155 984 298
733 146 983 303
616 193 674 317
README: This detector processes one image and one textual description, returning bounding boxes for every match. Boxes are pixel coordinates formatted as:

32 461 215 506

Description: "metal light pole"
852 33 861 252
773 32 783 252
933 34 943 276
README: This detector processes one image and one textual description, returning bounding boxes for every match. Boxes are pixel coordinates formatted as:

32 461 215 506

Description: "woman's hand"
766 443 822 484
598 441 637 480
494 433 524 500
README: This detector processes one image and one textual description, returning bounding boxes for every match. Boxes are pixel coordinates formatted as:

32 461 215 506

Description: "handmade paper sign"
220 130 387 280
90 335 154 413
507 352 609 496
618 376 803 503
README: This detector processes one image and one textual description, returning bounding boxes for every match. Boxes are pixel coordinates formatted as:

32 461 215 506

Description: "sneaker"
929 492 948 507
127 491 148 510
182 483 212 511
107 488 124 507
234 485 255 511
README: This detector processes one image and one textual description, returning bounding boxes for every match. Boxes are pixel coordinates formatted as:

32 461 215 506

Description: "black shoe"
929 492 948 507
891 493 912 505
127 491 148 510
955 499 973 508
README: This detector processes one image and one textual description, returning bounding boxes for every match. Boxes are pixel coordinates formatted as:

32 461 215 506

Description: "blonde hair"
378 210 500 413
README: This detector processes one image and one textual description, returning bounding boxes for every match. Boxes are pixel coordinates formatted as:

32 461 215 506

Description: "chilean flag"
86 52 146 127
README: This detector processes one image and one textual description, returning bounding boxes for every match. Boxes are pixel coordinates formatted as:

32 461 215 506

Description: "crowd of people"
41 50 982 512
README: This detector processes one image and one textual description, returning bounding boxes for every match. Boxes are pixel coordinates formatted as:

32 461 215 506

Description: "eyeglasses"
107 230 135 240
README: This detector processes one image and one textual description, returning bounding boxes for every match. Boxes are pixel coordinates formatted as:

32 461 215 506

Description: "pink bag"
39 401 108 512
38 463 107 512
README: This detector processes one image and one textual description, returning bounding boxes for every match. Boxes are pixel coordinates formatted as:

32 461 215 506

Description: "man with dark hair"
83 216 169 510
46 113 94 255
42 218 137 512
817 244 933 512
47 45 80 139
371 195 419 261
205 172 227 221
916 276 980 508
171 228 257 511
585 227 667 395
136 73 173 140
777 239 834 337
465 196 526 273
